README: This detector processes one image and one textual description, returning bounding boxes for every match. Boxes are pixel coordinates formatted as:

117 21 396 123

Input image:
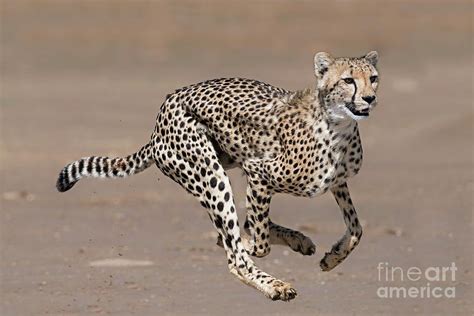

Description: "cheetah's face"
314 51 379 121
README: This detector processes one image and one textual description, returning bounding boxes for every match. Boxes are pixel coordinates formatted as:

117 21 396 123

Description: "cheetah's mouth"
349 108 369 117
344 103 370 120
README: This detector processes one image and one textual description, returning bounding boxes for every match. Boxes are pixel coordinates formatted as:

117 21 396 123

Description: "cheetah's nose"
362 95 376 104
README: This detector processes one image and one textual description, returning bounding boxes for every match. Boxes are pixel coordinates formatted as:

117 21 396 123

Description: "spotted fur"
57 51 380 301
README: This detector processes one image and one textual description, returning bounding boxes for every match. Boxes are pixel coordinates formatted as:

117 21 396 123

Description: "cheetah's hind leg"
154 113 297 301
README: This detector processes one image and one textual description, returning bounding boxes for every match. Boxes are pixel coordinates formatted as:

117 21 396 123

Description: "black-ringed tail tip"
56 167 77 192
55 143 153 193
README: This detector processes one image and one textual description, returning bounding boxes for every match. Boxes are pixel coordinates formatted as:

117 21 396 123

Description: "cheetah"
57 51 380 301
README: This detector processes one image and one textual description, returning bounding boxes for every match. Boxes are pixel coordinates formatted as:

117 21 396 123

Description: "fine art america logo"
377 262 457 299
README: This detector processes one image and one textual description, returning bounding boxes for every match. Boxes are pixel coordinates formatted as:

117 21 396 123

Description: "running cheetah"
57 51 380 301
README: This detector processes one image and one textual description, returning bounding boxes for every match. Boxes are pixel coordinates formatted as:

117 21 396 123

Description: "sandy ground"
1 1 473 315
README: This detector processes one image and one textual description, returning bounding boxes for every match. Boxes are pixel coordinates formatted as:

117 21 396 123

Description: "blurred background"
1 1 472 315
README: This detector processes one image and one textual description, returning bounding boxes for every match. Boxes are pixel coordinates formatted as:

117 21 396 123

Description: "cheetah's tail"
56 142 154 192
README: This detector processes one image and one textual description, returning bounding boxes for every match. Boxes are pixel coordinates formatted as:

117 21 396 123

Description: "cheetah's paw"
286 233 316 256
267 280 297 301
320 251 346 271
320 235 358 271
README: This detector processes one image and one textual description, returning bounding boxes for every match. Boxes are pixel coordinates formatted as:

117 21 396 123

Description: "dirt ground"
1 1 472 315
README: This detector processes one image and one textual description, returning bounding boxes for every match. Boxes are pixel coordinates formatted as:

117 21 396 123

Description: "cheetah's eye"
343 78 354 84
370 75 378 83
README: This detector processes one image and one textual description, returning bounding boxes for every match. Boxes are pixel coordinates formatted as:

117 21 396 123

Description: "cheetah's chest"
307 132 363 197
266 121 363 197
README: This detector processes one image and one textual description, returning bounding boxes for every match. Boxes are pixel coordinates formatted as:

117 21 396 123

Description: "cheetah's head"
314 51 379 121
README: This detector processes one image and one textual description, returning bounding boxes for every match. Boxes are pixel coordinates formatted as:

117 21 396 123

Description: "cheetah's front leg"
230 179 316 257
218 221 316 256
320 182 363 271
243 181 273 257
217 182 273 257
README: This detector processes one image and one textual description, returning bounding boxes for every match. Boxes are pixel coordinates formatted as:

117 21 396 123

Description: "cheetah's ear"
314 52 334 77
364 51 379 66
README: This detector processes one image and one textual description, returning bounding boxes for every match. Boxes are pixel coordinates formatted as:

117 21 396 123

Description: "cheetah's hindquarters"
56 142 153 192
